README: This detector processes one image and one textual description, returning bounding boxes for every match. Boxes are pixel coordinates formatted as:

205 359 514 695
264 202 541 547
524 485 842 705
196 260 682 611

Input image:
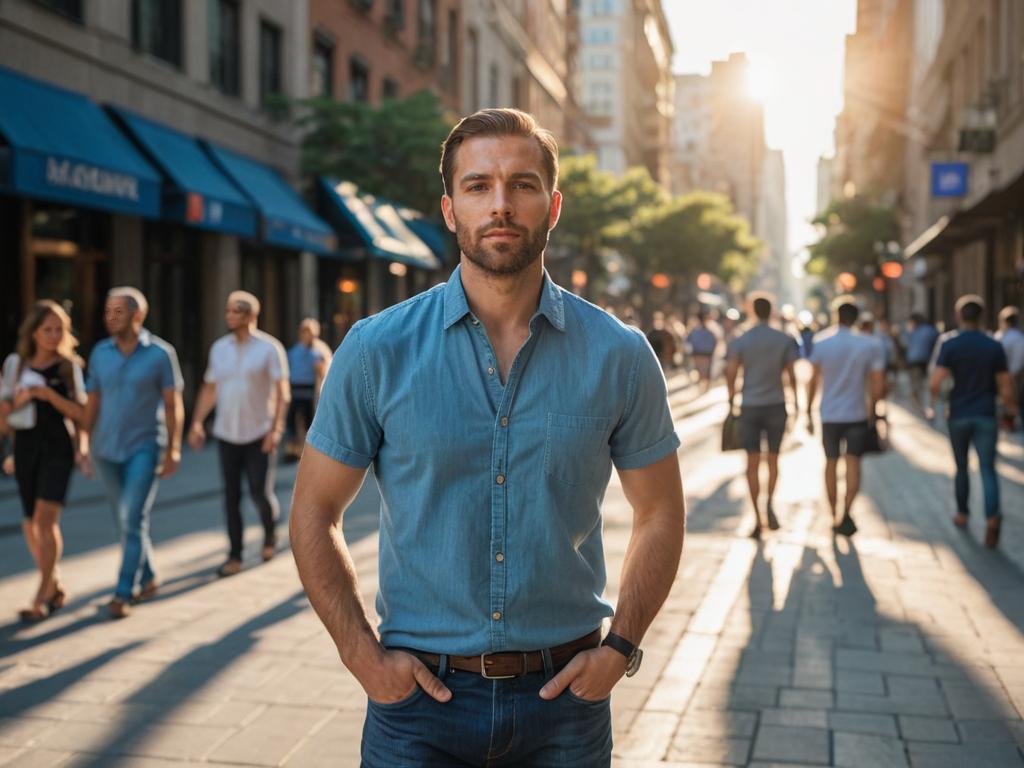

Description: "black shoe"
766 505 780 531
749 524 763 540
833 515 858 537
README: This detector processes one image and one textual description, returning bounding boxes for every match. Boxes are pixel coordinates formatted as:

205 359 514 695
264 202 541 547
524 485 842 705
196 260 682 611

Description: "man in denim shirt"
290 109 685 766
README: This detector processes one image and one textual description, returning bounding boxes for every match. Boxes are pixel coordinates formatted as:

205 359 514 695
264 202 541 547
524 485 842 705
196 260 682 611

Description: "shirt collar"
137 328 153 347
442 264 566 333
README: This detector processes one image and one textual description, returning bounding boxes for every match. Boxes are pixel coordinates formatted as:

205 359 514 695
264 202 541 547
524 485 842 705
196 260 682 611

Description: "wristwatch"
602 632 643 677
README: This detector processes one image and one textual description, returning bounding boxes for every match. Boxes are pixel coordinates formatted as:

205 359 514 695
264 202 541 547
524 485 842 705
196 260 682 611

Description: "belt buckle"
480 651 526 680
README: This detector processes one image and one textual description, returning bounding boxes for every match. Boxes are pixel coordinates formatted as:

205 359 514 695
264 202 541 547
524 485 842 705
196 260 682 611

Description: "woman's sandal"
18 603 50 623
48 583 67 612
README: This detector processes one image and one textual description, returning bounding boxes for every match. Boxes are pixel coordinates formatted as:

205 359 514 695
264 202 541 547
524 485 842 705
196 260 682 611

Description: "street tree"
807 197 900 278
297 90 454 217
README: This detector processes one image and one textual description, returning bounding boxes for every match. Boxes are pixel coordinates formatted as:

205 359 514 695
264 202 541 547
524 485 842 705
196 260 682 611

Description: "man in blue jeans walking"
83 287 184 618
927 295 1018 548
290 109 686 766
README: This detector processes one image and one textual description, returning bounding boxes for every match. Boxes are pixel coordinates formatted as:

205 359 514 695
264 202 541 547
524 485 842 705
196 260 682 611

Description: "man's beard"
455 213 550 277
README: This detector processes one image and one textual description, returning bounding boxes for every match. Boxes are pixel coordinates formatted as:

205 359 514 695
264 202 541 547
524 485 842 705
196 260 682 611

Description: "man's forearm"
608 506 684 644
167 393 184 451
190 383 216 427
290 510 380 670
272 382 291 433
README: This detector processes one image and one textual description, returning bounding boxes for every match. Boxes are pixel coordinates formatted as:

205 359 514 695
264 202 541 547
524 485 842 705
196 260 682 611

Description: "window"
209 0 241 96
382 78 399 100
259 20 283 106
467 27 480 112
349 56 370 103
29 0 81 22
384 0 404 33
133 0 182 66
443 9 458 92
311 38 334 98
583 26 615 44
415 0 436 67
488 63 499 107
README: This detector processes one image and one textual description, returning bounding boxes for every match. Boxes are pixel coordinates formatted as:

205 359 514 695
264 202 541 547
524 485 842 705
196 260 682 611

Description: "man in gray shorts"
807 299 886 536
726 293 799 538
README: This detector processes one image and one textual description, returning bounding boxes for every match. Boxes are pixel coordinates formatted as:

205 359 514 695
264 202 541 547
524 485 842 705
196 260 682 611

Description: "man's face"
225 302 250 331
441 135 561 277
104 297 135 335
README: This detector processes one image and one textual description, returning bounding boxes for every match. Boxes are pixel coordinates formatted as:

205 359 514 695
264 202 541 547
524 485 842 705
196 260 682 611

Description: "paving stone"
759 708 828 728
836 649 936 676
836 692 949 717
778 688 833 709
674 710 757 738
616 711 677 760
207 704 335 766
690 685 779 711
956 719 1024 744
836 670 885 694
834 731 908 768
941 683 1021 720
666 735 751 765
898 716 959 743
0 748 73 767
751 725 829 765
0 718 56 748
907 742 1024 767
829 711 899 737
282 711 366 767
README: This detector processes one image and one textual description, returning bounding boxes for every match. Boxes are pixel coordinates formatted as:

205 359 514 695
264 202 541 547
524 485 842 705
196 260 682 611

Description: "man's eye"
466 183 487 192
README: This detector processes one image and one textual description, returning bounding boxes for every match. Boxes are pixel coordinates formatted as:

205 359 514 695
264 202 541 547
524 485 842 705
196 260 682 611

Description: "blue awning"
318 177 442 269
108 107 257 237
203 142 336 255
396 205 456 266
0 65 161 216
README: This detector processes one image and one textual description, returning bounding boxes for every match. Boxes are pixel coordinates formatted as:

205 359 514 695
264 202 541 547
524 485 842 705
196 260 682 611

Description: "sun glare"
745 61 774 102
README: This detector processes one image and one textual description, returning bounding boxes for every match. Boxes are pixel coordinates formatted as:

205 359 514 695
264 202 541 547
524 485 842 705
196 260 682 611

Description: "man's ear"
548 189 563 231
441 195 457 233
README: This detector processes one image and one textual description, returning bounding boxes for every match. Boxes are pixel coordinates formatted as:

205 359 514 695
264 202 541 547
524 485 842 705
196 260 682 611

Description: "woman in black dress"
1 301 86 621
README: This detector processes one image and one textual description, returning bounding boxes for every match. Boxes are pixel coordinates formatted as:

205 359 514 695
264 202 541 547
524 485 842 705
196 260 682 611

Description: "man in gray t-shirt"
726 293 799 538
807 299 886 536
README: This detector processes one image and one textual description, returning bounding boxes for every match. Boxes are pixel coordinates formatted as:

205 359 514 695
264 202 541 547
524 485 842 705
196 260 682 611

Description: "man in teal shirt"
290 109 686 765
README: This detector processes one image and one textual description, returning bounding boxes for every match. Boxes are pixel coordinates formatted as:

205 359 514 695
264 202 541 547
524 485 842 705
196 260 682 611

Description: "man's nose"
490 187 514 219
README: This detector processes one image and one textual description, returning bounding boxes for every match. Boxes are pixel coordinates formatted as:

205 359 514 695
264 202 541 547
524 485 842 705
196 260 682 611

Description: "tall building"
902 0 1024 324
816 155 836 216
0 0 329 401
671 73 712 196
833 0 913 205
461 0 586 149
760 148 790 303
578 0 674 187
309 0 461 109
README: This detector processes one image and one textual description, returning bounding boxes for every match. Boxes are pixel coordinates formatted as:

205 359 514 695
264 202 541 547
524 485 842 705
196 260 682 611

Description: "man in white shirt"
188 291 290 576
806 299 886 536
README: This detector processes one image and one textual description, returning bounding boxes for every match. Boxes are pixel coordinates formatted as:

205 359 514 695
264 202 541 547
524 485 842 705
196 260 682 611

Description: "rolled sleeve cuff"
612 431 681 471
307 428 374 469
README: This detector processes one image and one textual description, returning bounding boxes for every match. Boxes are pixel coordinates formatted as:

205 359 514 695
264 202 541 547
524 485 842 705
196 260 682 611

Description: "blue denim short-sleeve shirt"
308 266 680 655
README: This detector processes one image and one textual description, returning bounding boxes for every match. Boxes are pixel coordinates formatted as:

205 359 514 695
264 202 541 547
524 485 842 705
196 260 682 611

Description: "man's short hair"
300 317 321 336
228 290 261 317
749 292 773 321
440 108 559 196
833 298 860 327
954 294 984 323
998 306 1019 327
910 311 926 324
107 286 148 316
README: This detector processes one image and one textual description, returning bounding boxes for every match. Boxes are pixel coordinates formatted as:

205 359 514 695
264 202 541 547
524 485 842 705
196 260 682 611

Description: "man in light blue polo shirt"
807 299 886 536
290 109 685 766
84 287 183 619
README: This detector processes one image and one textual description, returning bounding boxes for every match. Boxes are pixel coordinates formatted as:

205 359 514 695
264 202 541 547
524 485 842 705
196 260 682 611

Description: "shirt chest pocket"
543 413 612 487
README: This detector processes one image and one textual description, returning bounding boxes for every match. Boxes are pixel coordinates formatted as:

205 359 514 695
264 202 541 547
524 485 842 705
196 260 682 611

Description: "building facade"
902 0 1024 326
578 0 673 188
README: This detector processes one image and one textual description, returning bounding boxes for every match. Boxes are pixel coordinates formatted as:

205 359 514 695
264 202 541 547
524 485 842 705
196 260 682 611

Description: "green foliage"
807 197 900 277
297 90 455 216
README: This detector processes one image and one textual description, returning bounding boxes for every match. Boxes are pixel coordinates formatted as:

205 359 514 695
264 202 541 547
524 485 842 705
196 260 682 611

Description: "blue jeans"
361 658 612 766
95 445 160 601
948 417 1000 519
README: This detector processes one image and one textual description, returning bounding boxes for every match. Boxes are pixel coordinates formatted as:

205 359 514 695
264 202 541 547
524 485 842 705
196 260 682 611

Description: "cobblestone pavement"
0 373 1023 767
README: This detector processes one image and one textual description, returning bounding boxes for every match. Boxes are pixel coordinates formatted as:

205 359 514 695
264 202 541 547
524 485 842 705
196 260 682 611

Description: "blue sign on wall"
931 163 968 197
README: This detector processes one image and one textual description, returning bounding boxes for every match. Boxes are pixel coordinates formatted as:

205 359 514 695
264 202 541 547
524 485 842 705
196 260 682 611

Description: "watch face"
625 648 643 677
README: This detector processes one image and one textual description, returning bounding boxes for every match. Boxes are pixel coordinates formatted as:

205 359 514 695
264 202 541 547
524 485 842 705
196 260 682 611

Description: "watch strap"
601 632 637 658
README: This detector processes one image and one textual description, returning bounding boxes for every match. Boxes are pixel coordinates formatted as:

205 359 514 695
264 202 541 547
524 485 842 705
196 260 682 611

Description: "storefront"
0 65 161 358
316 178 443 345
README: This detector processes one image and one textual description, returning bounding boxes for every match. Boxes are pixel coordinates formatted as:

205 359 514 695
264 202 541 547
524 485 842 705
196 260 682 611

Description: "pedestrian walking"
927 295 1019 548
806 299 886 536
284 318 331 461
725 292 799 538
646 311 678 371
689 311 719 391
1 301 87 621
290 108 685 767
83 288 184 619
996 306 1024 425
904 312 939 410
188 291 290 577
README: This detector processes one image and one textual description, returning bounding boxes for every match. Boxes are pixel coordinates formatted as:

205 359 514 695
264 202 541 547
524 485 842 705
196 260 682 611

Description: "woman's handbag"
863 409 888 455
2 355 40 431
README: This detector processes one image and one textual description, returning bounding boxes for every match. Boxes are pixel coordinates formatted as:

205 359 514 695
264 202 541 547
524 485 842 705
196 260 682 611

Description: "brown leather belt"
409 629 601 679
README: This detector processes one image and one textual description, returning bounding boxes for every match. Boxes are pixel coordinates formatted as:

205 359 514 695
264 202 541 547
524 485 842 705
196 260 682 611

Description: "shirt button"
472 318 479 325
492 611 502 621
495 552 504 562
500 417 509 427
487 366 494 375
496 474 505 485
